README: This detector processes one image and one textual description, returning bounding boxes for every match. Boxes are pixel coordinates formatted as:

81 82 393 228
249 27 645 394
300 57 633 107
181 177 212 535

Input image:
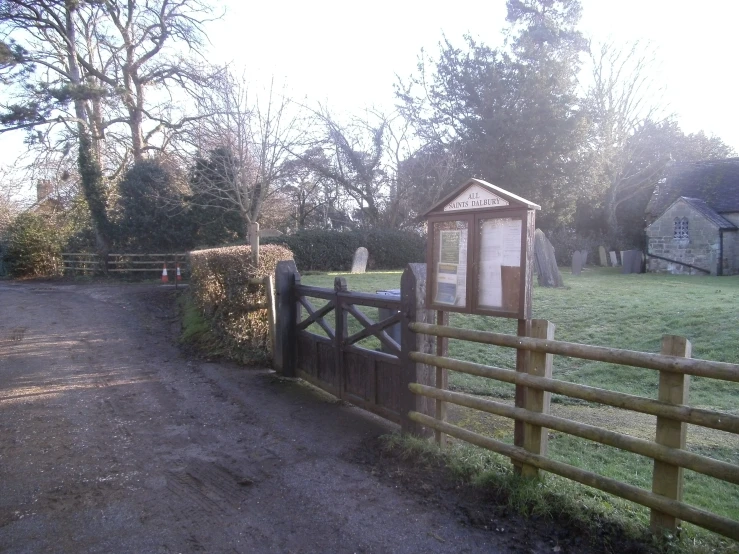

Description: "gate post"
274 260 300 377
400 263 438 437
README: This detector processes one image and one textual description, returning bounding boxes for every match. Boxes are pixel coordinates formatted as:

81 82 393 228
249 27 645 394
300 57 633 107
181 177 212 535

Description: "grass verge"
380 433 738 554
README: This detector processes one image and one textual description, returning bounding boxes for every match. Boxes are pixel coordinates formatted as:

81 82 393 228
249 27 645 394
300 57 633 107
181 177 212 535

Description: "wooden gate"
292 276 403 423
274 261 438 427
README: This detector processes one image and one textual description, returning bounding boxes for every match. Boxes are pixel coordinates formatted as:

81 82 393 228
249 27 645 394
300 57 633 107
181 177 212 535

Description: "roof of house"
680 197 737 230
646 158 739 217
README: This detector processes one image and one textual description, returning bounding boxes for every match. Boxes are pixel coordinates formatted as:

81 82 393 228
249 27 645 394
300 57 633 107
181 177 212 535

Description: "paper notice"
478 218 521 308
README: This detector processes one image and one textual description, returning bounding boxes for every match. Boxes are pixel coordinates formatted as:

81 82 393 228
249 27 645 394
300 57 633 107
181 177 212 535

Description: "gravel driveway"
0 282 527 553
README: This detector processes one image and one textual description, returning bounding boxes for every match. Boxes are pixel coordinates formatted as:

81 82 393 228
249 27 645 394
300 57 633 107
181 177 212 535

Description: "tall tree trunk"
65 1 110 258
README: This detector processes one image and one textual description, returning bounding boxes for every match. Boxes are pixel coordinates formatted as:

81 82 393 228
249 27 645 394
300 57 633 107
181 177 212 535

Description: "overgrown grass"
302 268 739 547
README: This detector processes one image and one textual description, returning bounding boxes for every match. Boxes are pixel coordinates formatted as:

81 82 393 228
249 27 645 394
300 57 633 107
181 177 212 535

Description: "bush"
5 212 63 278
262 229 425 271
115 159 195 252
189 244 293 364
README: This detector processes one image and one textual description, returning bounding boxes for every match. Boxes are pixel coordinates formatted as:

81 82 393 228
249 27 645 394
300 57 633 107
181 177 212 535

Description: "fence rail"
61 252 189 276
408 320 739 540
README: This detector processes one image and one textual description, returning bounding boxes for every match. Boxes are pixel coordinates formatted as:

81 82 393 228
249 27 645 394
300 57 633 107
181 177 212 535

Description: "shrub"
262 229 425 271
5 212 64 278
115 159 195 252
189 244 293 364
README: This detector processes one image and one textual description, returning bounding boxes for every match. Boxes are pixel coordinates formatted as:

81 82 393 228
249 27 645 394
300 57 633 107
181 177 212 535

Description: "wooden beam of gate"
344 304 400 355
298 297 335 339
344 311 402 348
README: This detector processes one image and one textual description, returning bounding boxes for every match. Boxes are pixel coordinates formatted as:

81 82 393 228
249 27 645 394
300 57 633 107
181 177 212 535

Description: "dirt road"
0 282 573 553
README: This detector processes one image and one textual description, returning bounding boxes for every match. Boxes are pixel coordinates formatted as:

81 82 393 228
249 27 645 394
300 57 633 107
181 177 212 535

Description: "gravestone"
351 247 369 274
534 229 564 287
609 251 619 266
599 246 608 266
635 251 645 273
621 250 635 274
622 249 644 274
580 249 589 266
571 251 583 276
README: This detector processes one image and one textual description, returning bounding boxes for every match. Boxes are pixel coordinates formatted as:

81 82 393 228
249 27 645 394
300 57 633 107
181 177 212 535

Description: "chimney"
37 180 53 202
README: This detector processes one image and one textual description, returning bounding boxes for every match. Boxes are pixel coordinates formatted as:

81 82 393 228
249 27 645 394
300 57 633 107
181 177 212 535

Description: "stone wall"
646 200 719 275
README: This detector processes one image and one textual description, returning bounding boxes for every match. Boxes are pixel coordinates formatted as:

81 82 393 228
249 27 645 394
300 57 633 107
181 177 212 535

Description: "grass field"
301 267 739 542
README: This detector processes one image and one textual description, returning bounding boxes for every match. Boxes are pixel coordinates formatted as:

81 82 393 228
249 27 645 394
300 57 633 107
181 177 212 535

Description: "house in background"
645 158 739 276
30 180 63 215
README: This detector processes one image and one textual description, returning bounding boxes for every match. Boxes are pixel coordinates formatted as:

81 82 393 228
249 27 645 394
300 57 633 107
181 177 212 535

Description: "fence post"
249 222 260 266
274 260 300 377
264 274 277 361
334 277 347 397
435 310 449 447
651 335 691 535
520 319 555 478
399 263 437 437
513 318 532 472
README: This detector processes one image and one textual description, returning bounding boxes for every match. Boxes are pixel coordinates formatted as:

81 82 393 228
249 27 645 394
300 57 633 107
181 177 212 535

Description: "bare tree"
0 0 219 248
584 40 671 233
188 71 303 237
297 107 389 228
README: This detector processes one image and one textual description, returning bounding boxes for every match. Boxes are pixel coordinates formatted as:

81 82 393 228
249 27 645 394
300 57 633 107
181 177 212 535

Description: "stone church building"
645 158 739 276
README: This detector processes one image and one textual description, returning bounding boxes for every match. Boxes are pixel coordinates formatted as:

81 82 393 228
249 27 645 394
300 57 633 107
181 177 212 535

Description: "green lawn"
301 267 739 532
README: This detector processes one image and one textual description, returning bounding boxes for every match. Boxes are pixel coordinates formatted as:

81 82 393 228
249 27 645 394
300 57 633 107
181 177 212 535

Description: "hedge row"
262 229 426 272
189 244 294 364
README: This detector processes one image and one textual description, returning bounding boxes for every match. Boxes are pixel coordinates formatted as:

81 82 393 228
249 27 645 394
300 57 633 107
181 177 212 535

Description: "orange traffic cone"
161 264 169 283
176 264 182 281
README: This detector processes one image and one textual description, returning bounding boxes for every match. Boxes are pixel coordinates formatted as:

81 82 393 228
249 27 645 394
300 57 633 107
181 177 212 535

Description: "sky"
2 0 738 180
206 0 739 151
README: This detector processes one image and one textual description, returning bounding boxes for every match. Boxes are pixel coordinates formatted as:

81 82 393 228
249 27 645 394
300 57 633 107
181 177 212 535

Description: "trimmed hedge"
189 244 293 364
262 229 426 272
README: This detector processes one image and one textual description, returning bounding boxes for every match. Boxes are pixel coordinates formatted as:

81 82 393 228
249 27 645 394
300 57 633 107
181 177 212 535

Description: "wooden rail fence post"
400 263 438 437
274 260 300 376
435 309 449 447
513 318 532 472
651 335 691 535
521 319 555 478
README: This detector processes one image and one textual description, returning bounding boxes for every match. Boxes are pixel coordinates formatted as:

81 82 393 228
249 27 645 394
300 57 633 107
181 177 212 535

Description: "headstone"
609 251 618 266
620 250 645 274
626 250 644 274
534 229 564 287
571 251 583 276
598 246 608 266
259 228 283 238
621 250 634 274
580 249 589 266
351 247 369 274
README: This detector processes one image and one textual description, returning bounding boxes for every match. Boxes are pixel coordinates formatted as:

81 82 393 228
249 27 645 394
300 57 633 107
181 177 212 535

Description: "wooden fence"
405 320 739 540
62 252 189 276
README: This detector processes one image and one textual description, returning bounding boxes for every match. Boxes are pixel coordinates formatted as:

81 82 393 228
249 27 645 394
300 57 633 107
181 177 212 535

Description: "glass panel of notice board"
432 220 469 308
476 217 522 312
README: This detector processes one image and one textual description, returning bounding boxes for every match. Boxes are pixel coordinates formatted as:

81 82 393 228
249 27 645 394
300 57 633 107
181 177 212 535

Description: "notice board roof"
423 178 541 217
